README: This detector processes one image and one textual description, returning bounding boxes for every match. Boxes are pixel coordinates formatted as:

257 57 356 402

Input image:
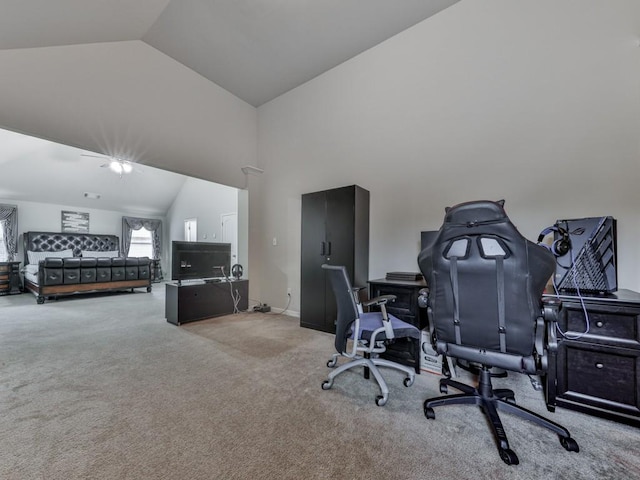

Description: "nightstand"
0 261 22 295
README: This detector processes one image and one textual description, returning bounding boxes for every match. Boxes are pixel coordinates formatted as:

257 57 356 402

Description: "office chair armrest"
362 294 396 308
363 295 397 340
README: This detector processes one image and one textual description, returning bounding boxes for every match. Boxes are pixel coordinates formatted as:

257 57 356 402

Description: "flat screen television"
171 241 232 282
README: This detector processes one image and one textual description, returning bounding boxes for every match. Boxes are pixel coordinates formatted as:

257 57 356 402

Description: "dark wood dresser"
544 289 640 427
0 261 22 296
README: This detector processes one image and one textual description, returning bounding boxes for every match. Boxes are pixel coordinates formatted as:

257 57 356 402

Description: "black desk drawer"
561 303 640 347
556 341 640 420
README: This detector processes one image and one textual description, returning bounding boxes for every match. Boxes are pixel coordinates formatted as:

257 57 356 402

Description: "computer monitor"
421 230 439 251
552 216 617 294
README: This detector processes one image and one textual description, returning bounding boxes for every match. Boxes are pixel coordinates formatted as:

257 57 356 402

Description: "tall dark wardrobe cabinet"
300 185 369 333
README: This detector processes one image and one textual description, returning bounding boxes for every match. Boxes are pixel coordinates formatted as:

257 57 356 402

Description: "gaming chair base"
423 368 579 465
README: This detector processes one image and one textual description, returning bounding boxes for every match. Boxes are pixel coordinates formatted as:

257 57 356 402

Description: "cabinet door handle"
595 362 604 369
595 321 604 328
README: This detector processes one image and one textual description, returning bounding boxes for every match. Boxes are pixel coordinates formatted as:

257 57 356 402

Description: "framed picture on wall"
61 211 90 233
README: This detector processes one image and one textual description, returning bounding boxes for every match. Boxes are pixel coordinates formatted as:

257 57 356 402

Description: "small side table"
0 261 22 295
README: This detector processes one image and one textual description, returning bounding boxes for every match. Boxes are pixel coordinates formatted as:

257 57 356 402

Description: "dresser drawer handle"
595 363 604 369
595 321 604 328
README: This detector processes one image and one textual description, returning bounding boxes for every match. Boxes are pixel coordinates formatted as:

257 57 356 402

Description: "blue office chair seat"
351 312 421 342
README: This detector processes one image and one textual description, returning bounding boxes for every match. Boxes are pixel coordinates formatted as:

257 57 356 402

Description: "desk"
165 279 248 325
544 289 640 427
368 278 428 373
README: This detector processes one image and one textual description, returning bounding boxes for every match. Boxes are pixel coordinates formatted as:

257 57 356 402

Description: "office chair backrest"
418 200 555 358
322 264 359 354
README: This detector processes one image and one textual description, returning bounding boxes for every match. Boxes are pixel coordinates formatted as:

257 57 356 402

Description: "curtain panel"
0 204 18 261
122 216 162 259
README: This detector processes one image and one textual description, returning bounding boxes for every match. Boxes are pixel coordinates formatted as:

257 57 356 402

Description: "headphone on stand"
537 224 571 257
231 264 243 280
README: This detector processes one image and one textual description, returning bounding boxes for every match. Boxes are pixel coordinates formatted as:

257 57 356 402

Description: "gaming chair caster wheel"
499 448 519 465
403 377 414 387
424 406 436 419
375 396 387 407
327 359 337 368
439 384 448 394
321 380 332 390
560 436 579 452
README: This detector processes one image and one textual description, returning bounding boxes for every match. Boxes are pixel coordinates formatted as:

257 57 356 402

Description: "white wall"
2 198 164 263
256 0 640 314
165 177 239 278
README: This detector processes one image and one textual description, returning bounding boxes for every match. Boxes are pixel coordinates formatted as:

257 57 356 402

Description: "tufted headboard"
23 231 120 265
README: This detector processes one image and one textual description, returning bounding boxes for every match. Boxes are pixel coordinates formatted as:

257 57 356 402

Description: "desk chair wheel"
375 395 387 407
424 405 436 419
440 384 448 394
321 380 333 390
327 359 337 368
499 448 519 466
560 436 579 452
403 377 414 387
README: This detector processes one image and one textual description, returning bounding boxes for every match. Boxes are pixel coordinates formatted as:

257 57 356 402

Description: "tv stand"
165 279 248 325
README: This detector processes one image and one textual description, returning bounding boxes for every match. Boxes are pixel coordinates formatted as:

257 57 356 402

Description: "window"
128 227 153 258
0 224 6 261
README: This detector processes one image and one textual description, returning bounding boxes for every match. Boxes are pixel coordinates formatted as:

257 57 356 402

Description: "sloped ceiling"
0 0 460 198
0 128 187 216
0 0 460 107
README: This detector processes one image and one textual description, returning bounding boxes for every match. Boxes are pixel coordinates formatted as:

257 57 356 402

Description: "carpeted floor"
1 286 639 479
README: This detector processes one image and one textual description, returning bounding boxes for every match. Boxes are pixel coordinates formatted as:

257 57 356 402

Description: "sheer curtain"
122 216 162 259
0 204 18 261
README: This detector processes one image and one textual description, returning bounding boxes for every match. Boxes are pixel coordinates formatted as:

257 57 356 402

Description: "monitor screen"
553 216 617 294
421 230 439 251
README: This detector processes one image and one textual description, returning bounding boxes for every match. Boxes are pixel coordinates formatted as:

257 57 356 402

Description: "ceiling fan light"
110 160 123 174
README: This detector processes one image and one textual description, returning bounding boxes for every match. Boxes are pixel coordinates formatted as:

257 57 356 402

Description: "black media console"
165 279 249 325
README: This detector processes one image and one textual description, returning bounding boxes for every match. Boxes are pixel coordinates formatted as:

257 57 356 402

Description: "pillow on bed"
24 264 39 275
81 250 120 258
27 249 74 264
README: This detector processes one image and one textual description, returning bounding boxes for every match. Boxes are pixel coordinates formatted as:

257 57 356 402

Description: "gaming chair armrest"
536 297 562 371
542 297 561 353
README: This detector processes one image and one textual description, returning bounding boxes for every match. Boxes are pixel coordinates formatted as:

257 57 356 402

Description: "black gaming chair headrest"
443 199 506 227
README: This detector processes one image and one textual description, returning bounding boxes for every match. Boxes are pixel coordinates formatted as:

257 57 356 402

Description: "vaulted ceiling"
0 0 460 206
0 0 460 107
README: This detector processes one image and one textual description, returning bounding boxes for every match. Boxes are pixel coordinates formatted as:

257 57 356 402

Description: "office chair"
417 200 579 465
321 264 420 406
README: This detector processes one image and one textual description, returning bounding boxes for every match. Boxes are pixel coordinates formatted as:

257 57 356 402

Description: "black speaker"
537 224 571 257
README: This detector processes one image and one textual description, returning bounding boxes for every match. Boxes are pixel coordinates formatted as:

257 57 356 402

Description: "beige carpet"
1 286 639 479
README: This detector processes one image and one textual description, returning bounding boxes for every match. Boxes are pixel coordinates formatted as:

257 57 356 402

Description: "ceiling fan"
81 153 141 178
